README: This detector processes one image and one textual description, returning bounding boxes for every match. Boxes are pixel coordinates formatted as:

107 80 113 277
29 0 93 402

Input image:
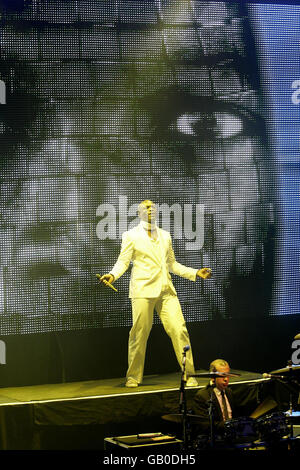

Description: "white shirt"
214 388 232 421
142 225 169 292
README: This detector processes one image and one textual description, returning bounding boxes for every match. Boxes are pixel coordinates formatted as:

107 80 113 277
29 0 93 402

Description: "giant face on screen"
0 0 287 334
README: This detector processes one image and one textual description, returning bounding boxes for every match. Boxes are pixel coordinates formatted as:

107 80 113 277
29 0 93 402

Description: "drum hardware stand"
287 388 295 439
286 361 300 439
271 380 296 440
285 384 299 439
208 388 216 448
179 346 189 451
266 360 300 441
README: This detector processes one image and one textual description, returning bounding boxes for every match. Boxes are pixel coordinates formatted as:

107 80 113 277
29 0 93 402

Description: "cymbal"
162 414 203 424
189 372 241 378
250 396 278 419
270 365 300 375
190 373 222 378
285 411 300 422
294 333 300 340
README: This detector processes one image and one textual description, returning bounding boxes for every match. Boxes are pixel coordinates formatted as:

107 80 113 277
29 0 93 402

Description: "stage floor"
0 369 263 406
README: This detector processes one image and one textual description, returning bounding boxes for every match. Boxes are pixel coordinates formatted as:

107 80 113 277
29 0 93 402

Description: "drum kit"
162 362 300 451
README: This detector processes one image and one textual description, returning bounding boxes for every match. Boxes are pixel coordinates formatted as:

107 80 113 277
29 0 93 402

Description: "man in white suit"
100 200 212 388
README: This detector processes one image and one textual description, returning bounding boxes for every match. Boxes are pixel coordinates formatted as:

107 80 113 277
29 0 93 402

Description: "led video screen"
0 0 299 335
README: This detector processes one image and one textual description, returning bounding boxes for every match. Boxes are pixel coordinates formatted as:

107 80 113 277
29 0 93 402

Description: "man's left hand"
197 268 212 279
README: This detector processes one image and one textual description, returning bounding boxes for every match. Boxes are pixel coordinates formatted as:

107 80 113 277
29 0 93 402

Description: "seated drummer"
192 359 236 434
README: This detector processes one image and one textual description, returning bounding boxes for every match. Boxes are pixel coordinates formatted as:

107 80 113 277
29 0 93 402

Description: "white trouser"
126 290 195 383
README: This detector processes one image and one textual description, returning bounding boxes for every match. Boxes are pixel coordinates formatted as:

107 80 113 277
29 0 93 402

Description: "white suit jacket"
110 223 198 298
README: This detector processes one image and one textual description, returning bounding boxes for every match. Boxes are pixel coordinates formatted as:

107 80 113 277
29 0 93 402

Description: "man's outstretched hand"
197 268 212 279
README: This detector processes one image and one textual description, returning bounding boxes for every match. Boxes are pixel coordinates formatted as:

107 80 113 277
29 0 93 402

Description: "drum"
192 434 210 451
224 417 258 445
255 412 288 442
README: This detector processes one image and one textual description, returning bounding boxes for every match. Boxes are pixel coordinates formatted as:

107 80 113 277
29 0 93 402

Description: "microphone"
95 274 118 292
183 345 190 353
262 372 285 380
